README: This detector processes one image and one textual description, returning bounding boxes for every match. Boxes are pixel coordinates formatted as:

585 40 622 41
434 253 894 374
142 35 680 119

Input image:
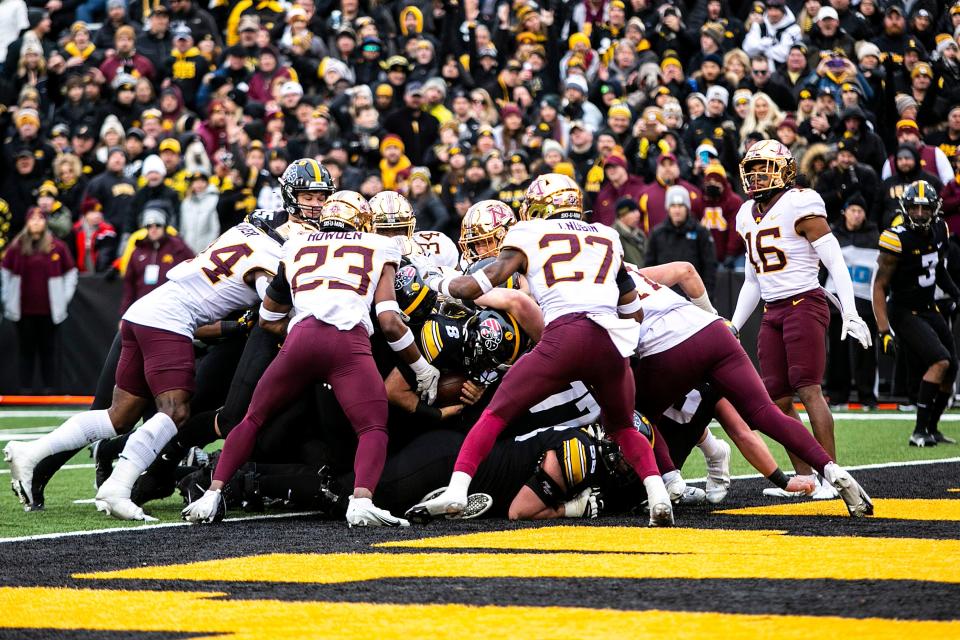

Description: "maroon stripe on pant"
633 319 832 474
213 318 389 492
455 313 658 479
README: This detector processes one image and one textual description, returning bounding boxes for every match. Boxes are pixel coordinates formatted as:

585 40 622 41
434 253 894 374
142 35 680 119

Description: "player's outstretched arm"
873 252 898 355
376 263 440 404
476 288 545 341
429 248 527 301
640 261 717 313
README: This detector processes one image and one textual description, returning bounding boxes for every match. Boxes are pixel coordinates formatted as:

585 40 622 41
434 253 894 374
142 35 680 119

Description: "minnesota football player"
730 140 872 499
874 180 960 447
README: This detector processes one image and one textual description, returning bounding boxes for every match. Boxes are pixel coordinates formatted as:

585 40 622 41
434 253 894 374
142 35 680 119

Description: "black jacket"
644 215 717 296
815 163 883 226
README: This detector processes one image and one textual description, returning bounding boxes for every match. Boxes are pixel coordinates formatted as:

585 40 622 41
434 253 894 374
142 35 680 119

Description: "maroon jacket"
700 175 745 263
591 174 646 226
942 177 960 237
121 234 194 313
99 52 156 83
639 179 704 234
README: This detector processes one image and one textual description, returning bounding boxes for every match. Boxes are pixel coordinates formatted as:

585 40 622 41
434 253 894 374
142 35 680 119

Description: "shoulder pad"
246 209 290 244
879 228 903 253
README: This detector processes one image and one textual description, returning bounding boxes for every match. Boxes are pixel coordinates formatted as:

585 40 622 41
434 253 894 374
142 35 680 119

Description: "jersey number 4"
202 243 254 285
744 229 788 274
540 233 614 287
291 245 375 295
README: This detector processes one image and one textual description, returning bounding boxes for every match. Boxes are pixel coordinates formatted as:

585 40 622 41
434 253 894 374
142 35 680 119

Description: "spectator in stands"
1 207 77 393
613 197 646 266
130 154 181 234
639 153 703 233
119 205 193 314
2 148 44 237
68 197 117 273
881 119 955 185
36 181 72 240
815 139 883 225
100 25 155 83
84 147 136 233
407 166 448 233
179 170 220 253
700 163 744 268
592 153 645 227
645 185 717 296
880 143 943 225
825 194 879 408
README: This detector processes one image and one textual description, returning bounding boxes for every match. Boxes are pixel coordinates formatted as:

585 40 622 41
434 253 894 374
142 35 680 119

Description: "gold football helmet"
739 140 797 202
369 191 415 237
518 173 584 221
459 200 517 263
318 190 372 232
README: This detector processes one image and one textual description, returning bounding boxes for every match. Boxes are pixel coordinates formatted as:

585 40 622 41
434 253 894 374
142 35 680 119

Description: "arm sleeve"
265 262 292 306
616 264 636 296
812 232 857 316
730 265 761 331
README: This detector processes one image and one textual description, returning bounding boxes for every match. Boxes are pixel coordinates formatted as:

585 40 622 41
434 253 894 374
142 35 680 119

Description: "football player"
874 181 960 447
413 230 460 268
406 173 675 526
181 191 440 527
730 140 872 499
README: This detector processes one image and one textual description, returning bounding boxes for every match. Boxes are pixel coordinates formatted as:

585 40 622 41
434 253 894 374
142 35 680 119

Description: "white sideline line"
0 510 324 544
801 413 960 422
685 456 960 484
0 411 78 418
0 464 94 475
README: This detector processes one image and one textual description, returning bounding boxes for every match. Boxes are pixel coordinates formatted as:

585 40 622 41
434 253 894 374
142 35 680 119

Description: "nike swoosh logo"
792 299 804 306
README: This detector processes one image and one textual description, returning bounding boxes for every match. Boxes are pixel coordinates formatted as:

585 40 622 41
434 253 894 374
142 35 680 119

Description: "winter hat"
541 138 564 159
706 85 729 107
665 185 691 209
141 154 166 178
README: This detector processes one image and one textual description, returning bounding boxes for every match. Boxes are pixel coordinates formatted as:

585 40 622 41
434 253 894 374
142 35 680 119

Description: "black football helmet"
463 308 525 376
899 180 940 231
394 257 438 325
465 257 522 290
280 159 336 224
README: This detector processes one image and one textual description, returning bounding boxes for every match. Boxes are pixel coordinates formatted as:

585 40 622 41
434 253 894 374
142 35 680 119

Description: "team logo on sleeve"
396 265 418 288
479 317 504 350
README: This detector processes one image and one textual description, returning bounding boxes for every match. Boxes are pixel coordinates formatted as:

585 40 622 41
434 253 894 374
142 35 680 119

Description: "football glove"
181 489 225 524
410 358 440 405
879 330 896 357
562 487 603 518
840 313 872 349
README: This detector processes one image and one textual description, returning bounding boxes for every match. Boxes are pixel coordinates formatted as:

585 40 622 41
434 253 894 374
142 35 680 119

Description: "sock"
697 429 724 459
28 410 116 462
453 409 507 476
111 413 178 491
643 475 670 506
931 390 951 434
149 411 218 476
916 380 939 435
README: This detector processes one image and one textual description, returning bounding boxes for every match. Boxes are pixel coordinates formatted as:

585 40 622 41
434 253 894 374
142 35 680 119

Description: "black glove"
879 330 896 357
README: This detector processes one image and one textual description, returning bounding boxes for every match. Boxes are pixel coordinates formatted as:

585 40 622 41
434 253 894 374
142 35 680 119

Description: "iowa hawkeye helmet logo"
479 317 503 350
395 264 417 288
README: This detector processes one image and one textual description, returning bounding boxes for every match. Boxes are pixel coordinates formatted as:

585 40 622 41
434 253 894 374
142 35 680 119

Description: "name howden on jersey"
306 231 365 241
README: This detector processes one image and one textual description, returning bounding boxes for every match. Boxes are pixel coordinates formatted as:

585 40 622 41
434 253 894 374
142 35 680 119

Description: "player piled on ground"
874 180 960 448
729 141 873 500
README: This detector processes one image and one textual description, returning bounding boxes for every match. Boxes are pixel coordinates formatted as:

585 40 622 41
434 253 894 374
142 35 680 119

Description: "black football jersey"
878 218 949 311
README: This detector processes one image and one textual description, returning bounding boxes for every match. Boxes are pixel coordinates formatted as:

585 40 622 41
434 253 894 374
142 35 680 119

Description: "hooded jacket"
742 6 803 65
701 171 744 263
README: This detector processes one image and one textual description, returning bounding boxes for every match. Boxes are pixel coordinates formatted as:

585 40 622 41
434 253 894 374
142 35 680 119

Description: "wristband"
472 270 494 294
375 300 401 316
258 303 287 322
767 468 789 490
409 355 433 375
690 292 717 314
387 328 415 352
414 400 442 423
429 275 453 296
617 296 643 314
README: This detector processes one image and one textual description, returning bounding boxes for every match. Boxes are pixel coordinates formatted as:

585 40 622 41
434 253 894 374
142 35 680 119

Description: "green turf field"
1 408 958 539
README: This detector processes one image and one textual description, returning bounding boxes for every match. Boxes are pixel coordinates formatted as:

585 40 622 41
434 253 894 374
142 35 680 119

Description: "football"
435 372 468 407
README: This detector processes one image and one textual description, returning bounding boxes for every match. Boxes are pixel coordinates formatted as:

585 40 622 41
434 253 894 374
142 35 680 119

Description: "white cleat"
405 488 467 523
810 475 839 500
4 441 37 510
94 479 157 522
346 497 409 527
664 473 687 502
823 463 874 518
420 488 493 520
675 486 707 506
643 475 674 527
705 439 731 504
648 501 675 526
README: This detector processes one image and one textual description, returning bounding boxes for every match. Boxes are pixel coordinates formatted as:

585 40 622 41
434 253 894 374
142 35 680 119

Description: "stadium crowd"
1 0 960 397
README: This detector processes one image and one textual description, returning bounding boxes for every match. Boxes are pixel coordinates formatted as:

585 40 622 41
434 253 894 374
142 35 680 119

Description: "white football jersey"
413 230 460 268
735 188 826 301
123 222 283 337
626 264 718 358
284 230 401 335
503 218 624 325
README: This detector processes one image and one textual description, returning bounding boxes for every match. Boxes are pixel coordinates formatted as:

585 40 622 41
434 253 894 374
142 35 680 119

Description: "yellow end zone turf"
1 586 958 640
77 526 960 584
715 498 960 520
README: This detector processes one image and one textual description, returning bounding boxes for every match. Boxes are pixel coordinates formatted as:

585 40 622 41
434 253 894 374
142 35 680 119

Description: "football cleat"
91 438 117 489
664 472 687 502
130 467 176 506
4 441 37 510
931 431 956 444
181 488 225 524
909 431 937 447
405 488 467 523
643 475 674 527
95 478 157 521
419 488 493 520
823 463 873 518
675 486 707 506
704 438 731 504
346 496 410 527
809 475 839 500
762 487 809 499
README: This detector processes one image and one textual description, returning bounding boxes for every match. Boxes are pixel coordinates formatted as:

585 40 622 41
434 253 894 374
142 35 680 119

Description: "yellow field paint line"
2 587 959 640
948 489 960 493
714 499 960 521
77 526 960 584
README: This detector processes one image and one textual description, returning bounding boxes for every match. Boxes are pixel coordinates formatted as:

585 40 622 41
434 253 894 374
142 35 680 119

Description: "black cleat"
909 431 937 447
931 431 957 444
131 469 176 506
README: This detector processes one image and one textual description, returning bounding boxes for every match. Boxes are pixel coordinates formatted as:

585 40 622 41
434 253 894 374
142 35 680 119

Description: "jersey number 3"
744 229 788 274
540 233 614 287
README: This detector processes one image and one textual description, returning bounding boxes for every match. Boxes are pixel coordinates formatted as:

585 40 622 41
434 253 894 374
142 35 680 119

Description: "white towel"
587 313 641 357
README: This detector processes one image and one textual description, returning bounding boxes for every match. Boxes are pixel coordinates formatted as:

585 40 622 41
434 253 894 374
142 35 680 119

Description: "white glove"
410 358 440 404
562 487 603 518
841 313 872 349
408 253 439 280
181 489 224 523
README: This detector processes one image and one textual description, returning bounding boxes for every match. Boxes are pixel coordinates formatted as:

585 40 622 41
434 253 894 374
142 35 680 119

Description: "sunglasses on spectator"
751 68 768 75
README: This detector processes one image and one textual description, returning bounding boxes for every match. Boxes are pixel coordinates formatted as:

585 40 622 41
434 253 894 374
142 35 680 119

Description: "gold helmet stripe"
402 283 432 317
506 312 521 364
918 181 925 200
